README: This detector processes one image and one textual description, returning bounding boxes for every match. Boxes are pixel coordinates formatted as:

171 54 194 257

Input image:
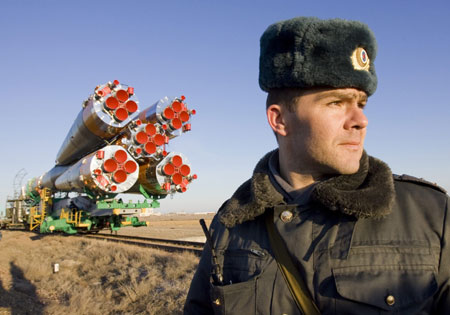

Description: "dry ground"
0 213 214 315
107 213 214 242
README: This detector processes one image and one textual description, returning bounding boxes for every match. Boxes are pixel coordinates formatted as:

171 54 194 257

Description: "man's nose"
344 105 368 130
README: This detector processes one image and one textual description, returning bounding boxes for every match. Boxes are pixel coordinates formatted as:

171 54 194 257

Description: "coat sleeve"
434 196 450 313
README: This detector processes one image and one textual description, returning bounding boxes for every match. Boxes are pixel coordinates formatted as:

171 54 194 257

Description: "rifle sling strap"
265 209 321 315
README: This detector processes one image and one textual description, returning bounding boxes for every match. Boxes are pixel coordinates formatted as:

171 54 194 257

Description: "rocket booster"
132 152 197 195
55 80 139 166
54 145 139 194
139 96 196 138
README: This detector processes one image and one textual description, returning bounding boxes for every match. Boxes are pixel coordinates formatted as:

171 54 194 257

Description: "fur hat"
259 17 378 95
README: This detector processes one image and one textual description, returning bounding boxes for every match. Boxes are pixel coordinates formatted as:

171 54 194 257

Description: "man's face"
279 87 368 176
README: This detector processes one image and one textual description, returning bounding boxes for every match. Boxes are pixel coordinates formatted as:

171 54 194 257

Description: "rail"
80 233 205 256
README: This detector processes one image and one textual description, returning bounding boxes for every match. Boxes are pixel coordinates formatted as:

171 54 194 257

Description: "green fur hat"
259 17 378 95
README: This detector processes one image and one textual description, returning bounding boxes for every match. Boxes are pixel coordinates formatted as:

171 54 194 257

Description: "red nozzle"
144 142 156 154
135 131 148 144
103 159 118 173
171 155 183 167
114 149 128 163
171 118 182 130
113 170 127 183
180 164 191 176
153 134 165 146
97 86 111 97
127 86 134 95
105 97 119 110
114 108 129 121
125 100 138 113
179 111 190 122
183 123 192 132
116 89 129 103
172 173 183 185
162 163 175 175
145 124 156 136
163 107 175 120
171 101 182 113
124 160 137 173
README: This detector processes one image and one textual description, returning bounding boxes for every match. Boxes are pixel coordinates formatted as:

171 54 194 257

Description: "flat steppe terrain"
103 213 215 242
0 213 215 315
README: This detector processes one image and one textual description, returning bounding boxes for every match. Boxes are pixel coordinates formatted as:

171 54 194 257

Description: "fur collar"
219 150 395 228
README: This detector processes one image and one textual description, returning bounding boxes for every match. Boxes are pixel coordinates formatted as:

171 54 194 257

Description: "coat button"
385 295 395 306
213 298 221 306
280 210 293 222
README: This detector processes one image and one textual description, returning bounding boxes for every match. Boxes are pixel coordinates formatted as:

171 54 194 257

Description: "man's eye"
328 100 341 106
358 103 367 109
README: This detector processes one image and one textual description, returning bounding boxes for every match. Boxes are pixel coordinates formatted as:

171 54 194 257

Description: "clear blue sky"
1 0 449 215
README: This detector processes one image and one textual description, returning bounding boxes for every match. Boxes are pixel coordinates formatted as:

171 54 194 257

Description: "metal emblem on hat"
280 210 293 223
351 47 370 71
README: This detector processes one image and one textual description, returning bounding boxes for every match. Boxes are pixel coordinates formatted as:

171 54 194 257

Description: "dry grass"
109 213 214 241
0 231 200 314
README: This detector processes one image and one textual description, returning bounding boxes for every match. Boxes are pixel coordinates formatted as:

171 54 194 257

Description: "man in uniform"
184 17 450 314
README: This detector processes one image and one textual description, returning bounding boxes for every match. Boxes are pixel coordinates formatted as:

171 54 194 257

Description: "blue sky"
1 0 449 214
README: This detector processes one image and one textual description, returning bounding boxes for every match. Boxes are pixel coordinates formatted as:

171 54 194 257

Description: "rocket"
28 80 196 199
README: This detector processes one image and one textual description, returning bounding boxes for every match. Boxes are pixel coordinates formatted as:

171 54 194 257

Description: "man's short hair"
266 88 306 112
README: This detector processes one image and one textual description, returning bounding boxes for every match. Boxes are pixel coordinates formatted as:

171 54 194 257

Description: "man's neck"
278 150 328 190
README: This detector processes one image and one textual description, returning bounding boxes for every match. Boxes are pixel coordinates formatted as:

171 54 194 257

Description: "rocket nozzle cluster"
158 154 197 193
96 81 138 122
139 96 196 139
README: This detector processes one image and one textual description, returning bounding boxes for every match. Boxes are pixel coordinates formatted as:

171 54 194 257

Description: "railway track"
81 233 205 256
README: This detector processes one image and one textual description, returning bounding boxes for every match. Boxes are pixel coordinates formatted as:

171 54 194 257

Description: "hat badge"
351 47 370 71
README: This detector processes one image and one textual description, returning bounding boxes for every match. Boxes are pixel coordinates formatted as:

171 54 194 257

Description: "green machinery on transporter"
13 80 196 234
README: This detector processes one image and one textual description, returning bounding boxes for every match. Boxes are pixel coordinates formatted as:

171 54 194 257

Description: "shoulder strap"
265 209 321 315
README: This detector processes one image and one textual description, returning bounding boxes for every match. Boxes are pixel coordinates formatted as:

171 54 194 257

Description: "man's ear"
267 104 288 137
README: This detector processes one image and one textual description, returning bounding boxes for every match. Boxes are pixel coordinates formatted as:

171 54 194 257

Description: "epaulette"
393 174 447 194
